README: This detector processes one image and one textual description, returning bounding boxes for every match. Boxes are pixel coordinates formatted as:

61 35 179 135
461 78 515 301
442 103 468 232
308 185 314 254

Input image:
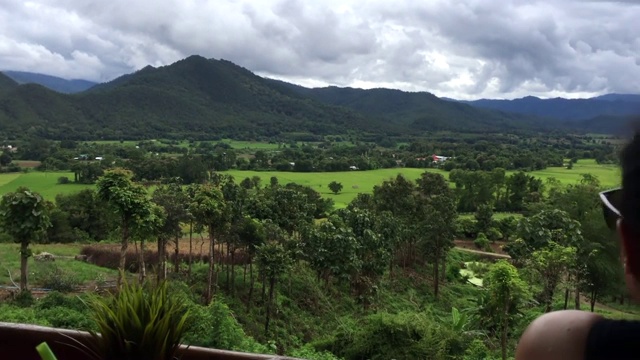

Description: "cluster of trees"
1 131 620 187
0 164 628 359
449 168 544 212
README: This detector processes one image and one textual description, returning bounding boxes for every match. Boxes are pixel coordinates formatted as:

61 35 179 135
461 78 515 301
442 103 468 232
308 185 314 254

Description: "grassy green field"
225 168 444 207
0 159 621 207
0 172 92 199
0 243 118 287
528 159 619 187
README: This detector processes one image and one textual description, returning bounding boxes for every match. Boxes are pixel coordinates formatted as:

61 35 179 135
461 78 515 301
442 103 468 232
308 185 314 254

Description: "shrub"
184 299 269 354
34 264 81 293
486 227 503 242
474 233 490 251
289 345 342 360
40 307 95 331
13 290 35 307
498 216 518 241
57 176 70 184
0 304 47 325
323 311 465 359
456 218 478 239
37 291 87 311
464 339 495 360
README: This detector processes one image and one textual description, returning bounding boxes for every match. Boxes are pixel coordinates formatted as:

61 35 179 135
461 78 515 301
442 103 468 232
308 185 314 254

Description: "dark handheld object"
600 187 623 231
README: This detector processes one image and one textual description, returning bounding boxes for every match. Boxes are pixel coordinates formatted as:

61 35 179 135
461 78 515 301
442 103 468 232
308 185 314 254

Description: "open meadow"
0 171 92 199
0 159 620 208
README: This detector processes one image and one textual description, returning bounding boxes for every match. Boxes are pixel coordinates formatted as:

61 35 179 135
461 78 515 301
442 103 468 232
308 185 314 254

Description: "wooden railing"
0 322 299 360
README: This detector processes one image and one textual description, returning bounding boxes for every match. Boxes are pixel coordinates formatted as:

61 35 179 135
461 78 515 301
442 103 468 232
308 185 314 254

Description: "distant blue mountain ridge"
1 70 97 94
445 93 640 122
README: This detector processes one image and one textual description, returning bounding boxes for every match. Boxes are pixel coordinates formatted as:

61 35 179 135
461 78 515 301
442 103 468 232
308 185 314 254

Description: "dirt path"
454 247 511 259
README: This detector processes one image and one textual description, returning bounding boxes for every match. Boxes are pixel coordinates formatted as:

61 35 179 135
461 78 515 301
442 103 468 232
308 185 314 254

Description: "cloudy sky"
1 0 639 100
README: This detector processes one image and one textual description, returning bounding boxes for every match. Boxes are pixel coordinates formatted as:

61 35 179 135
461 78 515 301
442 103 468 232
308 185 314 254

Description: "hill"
0 54 617 140
0 56 405 140
267 81 558 133
0 72 18 94
457 95 640 122
2 71 97 93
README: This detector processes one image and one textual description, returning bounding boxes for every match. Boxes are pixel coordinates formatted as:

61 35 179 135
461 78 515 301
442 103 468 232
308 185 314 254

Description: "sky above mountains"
1 0 639 100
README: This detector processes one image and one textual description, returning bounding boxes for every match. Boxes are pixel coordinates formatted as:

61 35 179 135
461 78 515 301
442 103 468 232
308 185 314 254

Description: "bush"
13 290 35 307
39 307 95 331
464 339 496 360
474 233 490 251
289 345 342 360
57 176 70 184
321 311 465 360
184 299 269 354
0 304 47 325
486 227 503 242
498 216 518 241
37 291 87 311
34 264 81 293
456 218 478 239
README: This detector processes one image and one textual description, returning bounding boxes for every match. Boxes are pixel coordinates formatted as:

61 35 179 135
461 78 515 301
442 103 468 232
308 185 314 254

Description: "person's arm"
515 310 603 360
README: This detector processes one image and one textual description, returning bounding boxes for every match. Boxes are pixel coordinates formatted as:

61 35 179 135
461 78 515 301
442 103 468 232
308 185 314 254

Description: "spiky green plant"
83 276 190 360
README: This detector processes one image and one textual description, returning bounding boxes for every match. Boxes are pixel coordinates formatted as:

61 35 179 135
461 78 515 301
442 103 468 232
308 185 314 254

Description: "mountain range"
0 55 639 140
454 95 640 124
1 71 97 94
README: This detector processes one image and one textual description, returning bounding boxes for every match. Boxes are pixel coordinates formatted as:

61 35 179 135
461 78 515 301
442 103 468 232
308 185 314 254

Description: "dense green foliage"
0 134 633 360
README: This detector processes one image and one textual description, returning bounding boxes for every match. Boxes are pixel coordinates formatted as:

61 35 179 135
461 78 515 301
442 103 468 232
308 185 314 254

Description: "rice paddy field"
0 171 92 199
0 159 620 208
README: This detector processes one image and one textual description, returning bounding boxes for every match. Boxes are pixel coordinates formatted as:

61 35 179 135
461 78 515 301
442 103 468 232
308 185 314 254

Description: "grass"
0 171 92 200
527 159 619 187
224 168 442 208
0 243 118 287
0 159 621 207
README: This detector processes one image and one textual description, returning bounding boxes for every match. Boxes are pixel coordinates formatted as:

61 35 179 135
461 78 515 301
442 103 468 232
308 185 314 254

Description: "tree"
474 204 494 235
189 184 228 304
417 172 458 298
483 260 530 360
0 152 12 167
528 241 577 312
130 204 165 283
236 217 266 310
328 181 343 195
505 209 582 311
302 216 358 286
152 182 189 277
0 187 53 291
96 169 152 287
255 242 293 335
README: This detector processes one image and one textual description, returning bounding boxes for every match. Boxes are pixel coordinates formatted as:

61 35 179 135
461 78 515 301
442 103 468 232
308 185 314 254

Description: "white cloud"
0 0 639 99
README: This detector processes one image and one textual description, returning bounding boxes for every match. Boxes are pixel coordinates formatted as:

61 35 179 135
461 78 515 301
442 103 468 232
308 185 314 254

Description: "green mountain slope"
0 56 398 140
0 73 18 94
0 55 587 140
267 82 558 133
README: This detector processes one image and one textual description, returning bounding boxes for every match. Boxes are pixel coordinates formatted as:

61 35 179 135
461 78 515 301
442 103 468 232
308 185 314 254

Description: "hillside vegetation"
0 55 620 143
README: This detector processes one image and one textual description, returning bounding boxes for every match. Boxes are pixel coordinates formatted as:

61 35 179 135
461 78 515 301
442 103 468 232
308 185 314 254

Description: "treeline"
5 131 619 181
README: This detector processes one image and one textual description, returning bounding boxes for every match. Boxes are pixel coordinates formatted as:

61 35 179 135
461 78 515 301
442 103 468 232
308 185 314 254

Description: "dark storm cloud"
0 0 639 99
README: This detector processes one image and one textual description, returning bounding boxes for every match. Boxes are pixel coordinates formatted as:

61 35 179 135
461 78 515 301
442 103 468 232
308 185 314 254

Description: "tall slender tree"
152 182 189 277
189 184 228 304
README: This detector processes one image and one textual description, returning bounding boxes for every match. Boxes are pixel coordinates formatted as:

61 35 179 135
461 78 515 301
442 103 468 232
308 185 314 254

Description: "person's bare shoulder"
515 310 604 360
